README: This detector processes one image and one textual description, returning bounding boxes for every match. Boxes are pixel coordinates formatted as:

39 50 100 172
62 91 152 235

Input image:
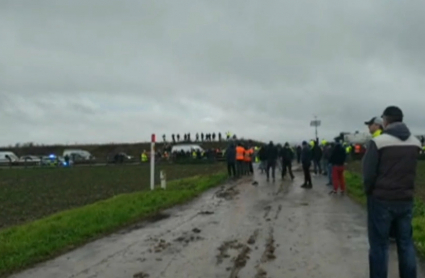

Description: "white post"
160 170 166 189
150 133 155 190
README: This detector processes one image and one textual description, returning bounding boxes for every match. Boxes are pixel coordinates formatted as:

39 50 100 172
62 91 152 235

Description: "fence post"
160 170 166 189
150 134 155 190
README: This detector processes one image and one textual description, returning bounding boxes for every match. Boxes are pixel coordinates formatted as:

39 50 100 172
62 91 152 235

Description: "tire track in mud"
263 205 272 220
216 229 260 277
253 227 276 278
274 204 282 220
215 184 240 200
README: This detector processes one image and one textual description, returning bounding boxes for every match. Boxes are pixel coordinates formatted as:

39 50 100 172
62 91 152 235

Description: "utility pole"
310 116 321 141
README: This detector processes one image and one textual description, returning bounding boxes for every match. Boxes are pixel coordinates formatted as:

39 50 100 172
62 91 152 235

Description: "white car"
171 144 204 153
19 155 42 164
63 149 94 160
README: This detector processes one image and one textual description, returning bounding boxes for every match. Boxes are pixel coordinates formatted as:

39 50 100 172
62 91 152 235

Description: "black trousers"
266 161 276 180
248 161 253 174
227 162 236 177
282 161 294 179
236 160 245 176
302 164 312 185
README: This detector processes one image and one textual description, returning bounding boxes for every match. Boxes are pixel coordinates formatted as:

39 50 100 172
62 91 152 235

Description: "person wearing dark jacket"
300 141 312 188
328 140 346 194
226 142 237 178
363 106 421 278
322 143 333 185
265 141 278 182
311 141 322 175
280 142 294 180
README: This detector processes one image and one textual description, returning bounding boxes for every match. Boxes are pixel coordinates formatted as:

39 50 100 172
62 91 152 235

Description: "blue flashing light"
49 154 56 158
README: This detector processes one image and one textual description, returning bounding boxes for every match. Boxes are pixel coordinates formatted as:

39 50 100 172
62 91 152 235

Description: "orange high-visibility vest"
236 146 245 161
355 145 361 153
245 148 253 162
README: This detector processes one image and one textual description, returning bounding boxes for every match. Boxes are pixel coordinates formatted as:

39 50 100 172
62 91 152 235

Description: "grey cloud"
1 0 425 145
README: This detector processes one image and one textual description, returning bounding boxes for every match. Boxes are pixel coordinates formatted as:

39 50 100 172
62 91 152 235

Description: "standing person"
296 145 302 164
225 142 236 178
321 141 328 175
312 141 322 175
300 141 312 188
280 142 295 180
328 139 346 194
265 141 278 182
258 144 267 173
322 142 333 186
364 116 383 138
244 145 254 175
363 106 421 278
235 142 245 177
364 116 398 242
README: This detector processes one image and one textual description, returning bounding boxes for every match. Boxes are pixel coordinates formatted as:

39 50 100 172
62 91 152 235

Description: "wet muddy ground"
10 167 425 278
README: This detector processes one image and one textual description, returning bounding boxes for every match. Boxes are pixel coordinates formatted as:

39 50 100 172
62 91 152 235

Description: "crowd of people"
224 106 421 278
162 132 235 143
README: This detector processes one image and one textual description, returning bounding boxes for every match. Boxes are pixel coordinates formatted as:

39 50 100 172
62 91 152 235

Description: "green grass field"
345 160 425 256
0 163 226 229
0 163 227 276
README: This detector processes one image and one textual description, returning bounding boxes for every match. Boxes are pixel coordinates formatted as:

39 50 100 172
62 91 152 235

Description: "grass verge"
0 171 227 277
345 166 425 257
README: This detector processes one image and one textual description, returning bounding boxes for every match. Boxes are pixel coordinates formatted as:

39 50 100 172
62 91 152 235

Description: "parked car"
63 149 94 161
41 154 73 167
0 151 19 163
108 152 134 164
19 155 42 165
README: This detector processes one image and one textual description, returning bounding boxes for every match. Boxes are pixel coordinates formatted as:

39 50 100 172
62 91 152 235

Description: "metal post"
150 134 155 190
310 116 321 142
160 170 166 189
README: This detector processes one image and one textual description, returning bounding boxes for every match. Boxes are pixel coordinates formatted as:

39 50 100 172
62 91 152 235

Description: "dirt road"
11 169 425 278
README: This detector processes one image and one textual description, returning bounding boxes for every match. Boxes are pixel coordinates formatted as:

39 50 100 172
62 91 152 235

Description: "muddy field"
0 163 225 229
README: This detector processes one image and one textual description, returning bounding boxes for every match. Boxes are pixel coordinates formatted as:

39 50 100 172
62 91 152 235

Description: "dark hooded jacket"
226 142 236 163
329 143 346 166
312 144 322 161
300 144 312 166
265 143 278 162
362 122 421 201
280 146 294 163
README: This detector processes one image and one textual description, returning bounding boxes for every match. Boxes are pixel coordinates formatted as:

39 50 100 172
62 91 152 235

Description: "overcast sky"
1 0 425 146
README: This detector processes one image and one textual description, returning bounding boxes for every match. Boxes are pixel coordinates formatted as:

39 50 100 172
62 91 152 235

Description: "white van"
0 151 19 163
171 144 204 153
63 149 93 161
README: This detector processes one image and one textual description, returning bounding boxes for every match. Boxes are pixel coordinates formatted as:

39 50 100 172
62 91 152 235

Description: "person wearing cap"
365 116 396 243
364 116 383 138
362 106 421 277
